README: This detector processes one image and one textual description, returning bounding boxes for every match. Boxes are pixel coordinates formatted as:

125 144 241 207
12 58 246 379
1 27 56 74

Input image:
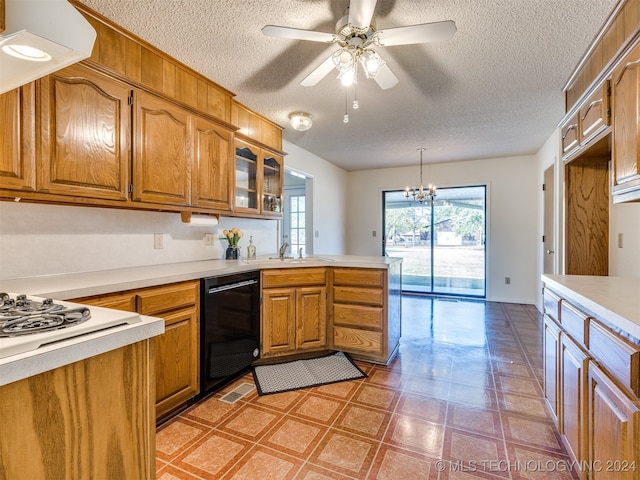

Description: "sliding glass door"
383 185 486 297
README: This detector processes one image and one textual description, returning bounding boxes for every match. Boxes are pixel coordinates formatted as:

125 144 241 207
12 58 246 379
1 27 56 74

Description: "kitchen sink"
262 256 334 263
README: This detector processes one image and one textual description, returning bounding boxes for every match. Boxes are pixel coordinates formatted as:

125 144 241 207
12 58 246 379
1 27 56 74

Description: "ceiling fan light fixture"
289 111 313 131
360 49 385 78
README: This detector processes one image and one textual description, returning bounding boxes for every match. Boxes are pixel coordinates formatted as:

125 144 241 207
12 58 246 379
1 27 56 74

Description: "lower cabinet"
587 362 640 480
261 268 327 358
543 286 640 480
72 280 200 422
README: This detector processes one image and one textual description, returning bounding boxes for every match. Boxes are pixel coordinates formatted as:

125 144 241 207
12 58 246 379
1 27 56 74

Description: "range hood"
0 0 96 94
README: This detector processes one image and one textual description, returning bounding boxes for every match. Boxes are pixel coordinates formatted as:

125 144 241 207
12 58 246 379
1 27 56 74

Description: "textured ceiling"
77 0 617 171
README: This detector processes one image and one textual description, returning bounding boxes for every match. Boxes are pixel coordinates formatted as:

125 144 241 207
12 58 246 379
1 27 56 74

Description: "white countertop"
542 274 640 340
0 314 164 386
0 255 402 300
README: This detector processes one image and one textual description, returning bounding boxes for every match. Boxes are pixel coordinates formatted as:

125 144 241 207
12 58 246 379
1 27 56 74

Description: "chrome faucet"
278 242 289 258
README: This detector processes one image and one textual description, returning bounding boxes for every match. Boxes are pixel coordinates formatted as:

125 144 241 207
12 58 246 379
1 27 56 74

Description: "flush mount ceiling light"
289 112 313 132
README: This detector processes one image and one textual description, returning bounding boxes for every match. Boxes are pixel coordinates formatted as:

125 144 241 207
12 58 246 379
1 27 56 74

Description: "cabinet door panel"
192 116 233 210
588 362 639 480
262 289 296 356
560 334 588 470
133 91 191 205
612 43 640 195
543 315 560 421
333 326 382 354
296 286 326 350
155 307 199 420
0 84 36 191
39 65 130 200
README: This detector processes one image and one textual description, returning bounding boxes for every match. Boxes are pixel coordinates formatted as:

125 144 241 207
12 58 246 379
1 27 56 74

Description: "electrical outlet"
618 233 623 248
505 277 511 285
204 233 215 246
153 233 164 249
372 230 377 237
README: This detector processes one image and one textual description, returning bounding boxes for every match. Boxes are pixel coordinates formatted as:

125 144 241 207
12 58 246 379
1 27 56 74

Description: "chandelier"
405 148 437 204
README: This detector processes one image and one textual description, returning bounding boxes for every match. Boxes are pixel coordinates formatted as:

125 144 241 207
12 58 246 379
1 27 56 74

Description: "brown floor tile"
289 393 346 425
217 403 283 441
174 430 252 479
501 413 564 453
367 443 439 480
308 429 379 479
156 298 575 480
250 389 308 413
334 403 392 440
221 445 304 480
442 428 509 478
384 413 445 458
446 403 502 439
396 392 447 424
156 417 211 462
262 416 328 459
351 383 401 412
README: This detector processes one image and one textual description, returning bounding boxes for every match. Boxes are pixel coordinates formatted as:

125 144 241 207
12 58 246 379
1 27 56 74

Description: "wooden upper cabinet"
261 152 283 216
39 65 131 200
133 90 192 205
0 83 36 191
579 81 610 146
192 115 233 211
234 140 260 213
611 40 640 198
561 114 579 157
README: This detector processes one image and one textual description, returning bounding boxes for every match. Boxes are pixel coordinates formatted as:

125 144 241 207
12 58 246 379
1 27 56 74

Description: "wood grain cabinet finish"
192 115 233 211
559 333 589 477
0 83 36 191
561 114 579 157
261 268 327 358
587 362 640 480
579 81 610 145
543 285 640 478
73 280 200 423
330 267 395 364
133 90 192 206
39 65 131 200
0 339 156 480
611 38 640 201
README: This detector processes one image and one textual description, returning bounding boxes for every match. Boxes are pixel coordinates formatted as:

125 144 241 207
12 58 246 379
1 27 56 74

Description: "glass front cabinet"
234 139 283 217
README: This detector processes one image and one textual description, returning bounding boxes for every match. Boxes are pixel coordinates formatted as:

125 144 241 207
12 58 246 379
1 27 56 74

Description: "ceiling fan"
261 0 456 90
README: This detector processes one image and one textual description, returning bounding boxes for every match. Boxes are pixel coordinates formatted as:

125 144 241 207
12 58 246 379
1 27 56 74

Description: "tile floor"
156 297 577 480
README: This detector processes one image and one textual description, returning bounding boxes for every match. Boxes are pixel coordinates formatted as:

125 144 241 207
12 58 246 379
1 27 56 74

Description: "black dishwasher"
200 271 260 397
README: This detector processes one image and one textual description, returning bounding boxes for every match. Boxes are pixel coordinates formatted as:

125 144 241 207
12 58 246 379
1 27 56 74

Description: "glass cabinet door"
262 153 282 215
235 144 258 211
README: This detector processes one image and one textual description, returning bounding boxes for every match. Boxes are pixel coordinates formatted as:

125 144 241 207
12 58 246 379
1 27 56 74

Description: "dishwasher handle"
208 279 258 294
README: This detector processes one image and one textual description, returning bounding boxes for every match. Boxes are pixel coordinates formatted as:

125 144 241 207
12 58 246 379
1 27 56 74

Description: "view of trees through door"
383 185 486 297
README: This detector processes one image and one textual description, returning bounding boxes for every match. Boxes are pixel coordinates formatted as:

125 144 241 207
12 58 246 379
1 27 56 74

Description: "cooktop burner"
0 293 91 337
0 293 142 360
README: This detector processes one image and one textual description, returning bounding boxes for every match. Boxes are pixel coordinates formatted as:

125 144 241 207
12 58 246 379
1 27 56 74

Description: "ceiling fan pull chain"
344 89 349 123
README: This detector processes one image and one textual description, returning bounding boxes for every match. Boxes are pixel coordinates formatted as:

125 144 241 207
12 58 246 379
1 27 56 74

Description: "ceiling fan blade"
377 20 457 46
300 52 338 87
261 25 336 43
348 0 377 29
373 64 398 90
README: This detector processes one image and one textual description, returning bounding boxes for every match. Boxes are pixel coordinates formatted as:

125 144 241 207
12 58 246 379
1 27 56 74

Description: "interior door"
543 165 555 274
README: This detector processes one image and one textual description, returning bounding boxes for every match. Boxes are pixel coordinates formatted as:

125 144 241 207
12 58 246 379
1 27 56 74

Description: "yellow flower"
221 227 243 246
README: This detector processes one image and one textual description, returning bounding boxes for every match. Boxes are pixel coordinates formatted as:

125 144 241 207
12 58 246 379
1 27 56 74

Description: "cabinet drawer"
579 81 609 144
543 288 561 323
333 326 382 354
560 301 589 346
73 292 137 312
136 281 198 316
262 268 326 288
332 268 384 288
333 286 383 306
333 304 382 330
589 320 640 397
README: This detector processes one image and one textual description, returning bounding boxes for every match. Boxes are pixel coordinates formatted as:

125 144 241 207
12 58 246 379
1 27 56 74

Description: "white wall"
609 200 640 277
282 140 349 255
346 155 539 304
0 202 278 279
